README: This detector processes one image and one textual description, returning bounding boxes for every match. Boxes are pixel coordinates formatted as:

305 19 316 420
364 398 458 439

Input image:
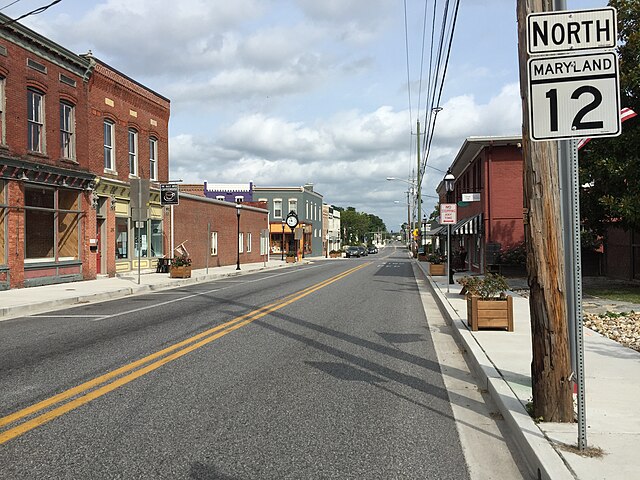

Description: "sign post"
440 204 457 293
526 5 620 450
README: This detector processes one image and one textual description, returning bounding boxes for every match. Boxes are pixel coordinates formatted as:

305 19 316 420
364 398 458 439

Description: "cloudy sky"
7 0 605 230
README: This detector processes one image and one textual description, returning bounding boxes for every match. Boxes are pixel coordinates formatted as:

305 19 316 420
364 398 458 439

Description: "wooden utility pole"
516 0 574 422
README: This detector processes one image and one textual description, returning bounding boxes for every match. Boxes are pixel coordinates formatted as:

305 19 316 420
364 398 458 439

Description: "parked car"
367 246 378 254
345 246 361 258
357 246 367 256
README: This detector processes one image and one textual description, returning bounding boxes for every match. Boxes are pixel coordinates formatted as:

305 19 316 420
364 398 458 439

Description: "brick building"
85 55 170 276
433 136 524 274
0 14 95 289
0 14 170 289
172 194 269 268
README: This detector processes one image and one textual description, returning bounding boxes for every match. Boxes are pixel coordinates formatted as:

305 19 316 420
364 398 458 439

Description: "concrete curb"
415 261 575 480
0 261 299 321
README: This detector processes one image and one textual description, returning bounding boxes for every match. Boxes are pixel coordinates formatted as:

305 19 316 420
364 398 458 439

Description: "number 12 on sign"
528 52 621 141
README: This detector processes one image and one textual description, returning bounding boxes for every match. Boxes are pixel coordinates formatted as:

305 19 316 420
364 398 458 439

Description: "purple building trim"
203 181 253 203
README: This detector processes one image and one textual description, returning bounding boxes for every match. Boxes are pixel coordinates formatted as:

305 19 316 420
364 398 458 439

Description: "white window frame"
149 137 158 180
128 128 138 177
59 101 75 160
273 198 282 218
28 89 45 153
216 195 225 201
288 198 297 215
103 119 115 171
247 232 252 253
210 231 218 256
235 196 244 203
238 233 244 253
0 77 6 145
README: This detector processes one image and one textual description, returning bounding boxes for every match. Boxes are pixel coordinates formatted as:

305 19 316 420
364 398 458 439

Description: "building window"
235 196 244 203
210 232 218 256
216 195 225 201
104 120 115 171
239 233 244 253
0 77 5 145
149 137 158 180
27 89 45 153
134 221 148 257
247 232 252 253
273 199 282 218
150 219 163 257
128 128 138 176
289 199 297 214
60 101 75 160
24 187 80 262
0 180 6 265
116 217 128 259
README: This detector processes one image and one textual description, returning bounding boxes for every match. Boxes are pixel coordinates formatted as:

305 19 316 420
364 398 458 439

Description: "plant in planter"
169 254 192 278
285 251 296 263
329 250 341 258
460 273 514 331
427 252 446 275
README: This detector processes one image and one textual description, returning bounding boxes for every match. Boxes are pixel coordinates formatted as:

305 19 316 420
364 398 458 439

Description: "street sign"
440 203 457 224
528 51 621 141
161 184 179 206
130 178 150 221
462 193 480 202
527 7 617 55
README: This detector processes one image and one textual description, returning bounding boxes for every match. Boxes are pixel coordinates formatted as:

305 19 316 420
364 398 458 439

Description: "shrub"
427 252 446 264
171 254 192 267
495 242 526 266
458 273 510 300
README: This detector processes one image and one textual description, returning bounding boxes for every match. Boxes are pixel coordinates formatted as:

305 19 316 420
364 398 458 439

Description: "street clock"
285 211 299 229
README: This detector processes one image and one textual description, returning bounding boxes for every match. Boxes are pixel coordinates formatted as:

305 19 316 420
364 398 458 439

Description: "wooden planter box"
169 265 192 278
329 253 341 258
286 256 296 263
467 295 513 331
429 263 446 276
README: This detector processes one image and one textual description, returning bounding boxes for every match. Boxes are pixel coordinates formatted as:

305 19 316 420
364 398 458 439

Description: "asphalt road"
0 247 522 479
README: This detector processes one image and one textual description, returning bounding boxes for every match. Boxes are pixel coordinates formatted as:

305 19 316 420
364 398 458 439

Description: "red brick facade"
173 195 269 268
437 137 524 274
0 16 96 289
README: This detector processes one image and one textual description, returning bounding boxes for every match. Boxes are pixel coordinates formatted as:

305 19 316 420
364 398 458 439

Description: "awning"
426 226 445 236
452 214 482 235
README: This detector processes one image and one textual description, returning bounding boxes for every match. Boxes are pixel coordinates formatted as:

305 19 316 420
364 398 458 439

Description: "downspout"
485 147 492 273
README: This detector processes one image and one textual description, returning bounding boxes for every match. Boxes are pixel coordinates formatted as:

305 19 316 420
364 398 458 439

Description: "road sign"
528 51 621 141
130 178 150 221
527 7 616 55
161 184 179 206
440 203 457 224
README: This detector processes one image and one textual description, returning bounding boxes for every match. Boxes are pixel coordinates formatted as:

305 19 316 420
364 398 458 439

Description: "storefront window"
24 187 81 262
58 190 79 260
0 180 6 265
25 187 55 260
150 220 163 257
133 221 147 258
116 217 129 259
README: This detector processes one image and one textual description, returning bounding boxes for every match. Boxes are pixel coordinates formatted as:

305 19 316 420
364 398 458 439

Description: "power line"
0 0 23 12
1 0 63 26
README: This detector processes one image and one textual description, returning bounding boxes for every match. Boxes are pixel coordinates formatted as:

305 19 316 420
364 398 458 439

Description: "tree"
580 0 640 235
338 207 387 245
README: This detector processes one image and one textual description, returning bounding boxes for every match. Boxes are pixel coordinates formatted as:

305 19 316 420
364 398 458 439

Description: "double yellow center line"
0 262 369 445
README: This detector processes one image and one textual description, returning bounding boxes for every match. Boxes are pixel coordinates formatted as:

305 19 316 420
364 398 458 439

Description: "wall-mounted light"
19 171 29 181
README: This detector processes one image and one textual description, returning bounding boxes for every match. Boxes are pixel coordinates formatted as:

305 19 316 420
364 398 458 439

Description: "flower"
171 254 192 267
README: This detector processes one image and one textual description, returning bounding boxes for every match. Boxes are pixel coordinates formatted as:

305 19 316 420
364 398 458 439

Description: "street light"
281 219 285 261
236 204 241 270
444 169 455 289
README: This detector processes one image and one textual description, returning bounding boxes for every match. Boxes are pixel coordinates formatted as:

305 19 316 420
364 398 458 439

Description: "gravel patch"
584 312 640 353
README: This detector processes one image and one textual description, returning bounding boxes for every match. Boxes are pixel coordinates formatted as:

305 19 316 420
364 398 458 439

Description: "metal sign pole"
447 225 451 294
570 138 587 450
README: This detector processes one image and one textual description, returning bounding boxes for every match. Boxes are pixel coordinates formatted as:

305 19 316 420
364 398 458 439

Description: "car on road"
367 246 378 254
357 246 367 256
345 246 361 258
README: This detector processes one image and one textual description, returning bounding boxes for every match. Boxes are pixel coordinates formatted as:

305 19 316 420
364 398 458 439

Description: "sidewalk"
416 261 640 480
0 259 305 321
